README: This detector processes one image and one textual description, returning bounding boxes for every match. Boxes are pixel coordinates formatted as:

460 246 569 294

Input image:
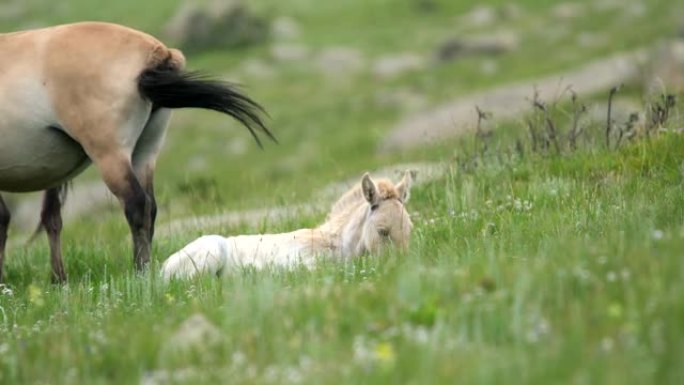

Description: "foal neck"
318 201 369 258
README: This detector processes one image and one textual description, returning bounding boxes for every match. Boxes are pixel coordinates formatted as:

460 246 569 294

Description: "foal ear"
361 173 379 205
396 170 415 203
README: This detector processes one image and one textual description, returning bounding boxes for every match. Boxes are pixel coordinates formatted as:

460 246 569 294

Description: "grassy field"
1 0 684 384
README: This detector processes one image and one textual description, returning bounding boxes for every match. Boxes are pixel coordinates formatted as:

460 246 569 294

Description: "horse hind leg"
88 148 152 271
0 194 10 283
132 108 172 244
40 187 67 283
54 92 154 271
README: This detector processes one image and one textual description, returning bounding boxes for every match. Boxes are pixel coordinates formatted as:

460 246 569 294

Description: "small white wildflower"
620 268 631 281
573 266 591 280
601 337 614 352
652 230 664 240
536 318 550 335
525 329 540 344
231 351 246 367
381 326 400 339
606 271 617 282
246 365 259 379
525 317 551 344
264 366 279 383
0 284 13 297
514 199 523 211
352 336 372 364
410 326 430 345
298 355 313 371
284 366 303 384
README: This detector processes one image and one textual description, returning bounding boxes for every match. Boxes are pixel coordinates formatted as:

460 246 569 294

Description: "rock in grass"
551 2 586 20
373 53 426 80
271 16 301 41
160 313 224 361
461 5 498 27
164 0 269 52
315 47 365 76
0 0 25 20
436 32 519 62
270 43 310 62
643 40 684 94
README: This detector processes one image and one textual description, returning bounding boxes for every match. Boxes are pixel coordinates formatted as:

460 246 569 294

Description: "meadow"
1 0 683 383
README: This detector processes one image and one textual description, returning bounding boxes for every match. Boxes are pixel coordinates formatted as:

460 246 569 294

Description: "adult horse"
0 22 273 283
161 171 414 281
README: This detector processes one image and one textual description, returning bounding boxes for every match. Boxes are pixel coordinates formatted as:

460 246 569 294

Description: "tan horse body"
160 172 414 281
0 22 271 282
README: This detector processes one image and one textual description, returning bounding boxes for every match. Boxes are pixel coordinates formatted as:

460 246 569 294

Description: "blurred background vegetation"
2 1 684 384
3 0 683 233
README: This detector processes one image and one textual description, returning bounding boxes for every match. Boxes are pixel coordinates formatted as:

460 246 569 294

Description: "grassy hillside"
1 0 683 384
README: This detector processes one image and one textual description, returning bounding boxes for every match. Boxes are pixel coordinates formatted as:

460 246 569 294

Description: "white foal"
161 171 414 280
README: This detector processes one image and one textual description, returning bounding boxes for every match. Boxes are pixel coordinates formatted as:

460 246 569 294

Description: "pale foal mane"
326 178 399 225
317 175 411 258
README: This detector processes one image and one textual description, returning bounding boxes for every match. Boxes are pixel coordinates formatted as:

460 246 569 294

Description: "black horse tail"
137 59 275 148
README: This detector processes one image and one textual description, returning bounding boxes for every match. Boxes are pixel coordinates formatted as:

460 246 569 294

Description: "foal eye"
378 228 390 237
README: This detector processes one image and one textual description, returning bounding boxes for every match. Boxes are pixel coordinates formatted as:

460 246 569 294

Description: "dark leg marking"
41 187 67 284
147 183 157 243
123 173 152 271
0 194 10 283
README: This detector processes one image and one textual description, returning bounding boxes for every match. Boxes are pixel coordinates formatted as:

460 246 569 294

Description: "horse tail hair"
137 57 274 148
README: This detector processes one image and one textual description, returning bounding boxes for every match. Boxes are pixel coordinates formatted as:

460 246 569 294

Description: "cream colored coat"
161 172 414 280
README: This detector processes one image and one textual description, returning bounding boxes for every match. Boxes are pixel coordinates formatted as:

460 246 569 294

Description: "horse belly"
0 124 91 192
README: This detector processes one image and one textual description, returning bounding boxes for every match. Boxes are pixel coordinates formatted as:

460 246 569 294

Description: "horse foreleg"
40 188 67 283
0 194 10 283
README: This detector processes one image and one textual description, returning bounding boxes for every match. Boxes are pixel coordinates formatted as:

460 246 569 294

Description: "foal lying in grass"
161 171 414 280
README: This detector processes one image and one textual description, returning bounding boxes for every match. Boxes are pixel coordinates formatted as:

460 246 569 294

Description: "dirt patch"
379 49 647 153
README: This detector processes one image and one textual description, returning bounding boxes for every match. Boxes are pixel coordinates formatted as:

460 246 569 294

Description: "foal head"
358 170 414 254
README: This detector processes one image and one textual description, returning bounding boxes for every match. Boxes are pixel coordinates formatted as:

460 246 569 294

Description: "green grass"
3 133 684 384
2 0 684 384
